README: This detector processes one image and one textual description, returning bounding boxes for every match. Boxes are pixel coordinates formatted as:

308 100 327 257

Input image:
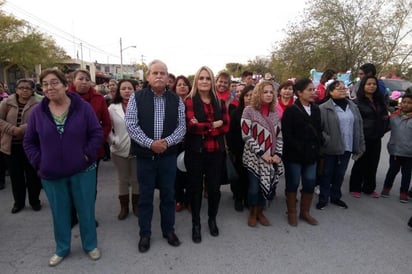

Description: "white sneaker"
88 248 101 260
314 186 320 195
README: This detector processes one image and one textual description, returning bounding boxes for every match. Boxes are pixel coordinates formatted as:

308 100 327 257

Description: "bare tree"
271 0 412 79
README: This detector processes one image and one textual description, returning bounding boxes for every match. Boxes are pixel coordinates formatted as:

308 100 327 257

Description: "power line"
3 2 120 62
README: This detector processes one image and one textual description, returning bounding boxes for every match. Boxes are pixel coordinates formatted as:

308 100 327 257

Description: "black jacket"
354 97 388 140
281 100 323 164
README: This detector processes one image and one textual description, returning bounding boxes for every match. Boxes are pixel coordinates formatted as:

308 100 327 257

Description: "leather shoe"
192 225 201 243
11 205 24 214
31 204 42 211
138 237 150 253
208 219 219 237
163 232 181 247
234 199 244 212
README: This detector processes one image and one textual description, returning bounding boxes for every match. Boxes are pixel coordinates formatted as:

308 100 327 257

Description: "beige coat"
0 94 40 155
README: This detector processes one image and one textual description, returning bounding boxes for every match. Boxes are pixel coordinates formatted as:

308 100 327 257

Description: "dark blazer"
281 100 323 164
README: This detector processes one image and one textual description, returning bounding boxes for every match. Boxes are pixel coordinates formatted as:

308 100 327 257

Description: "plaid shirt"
185 97 230 152
125 90 186 148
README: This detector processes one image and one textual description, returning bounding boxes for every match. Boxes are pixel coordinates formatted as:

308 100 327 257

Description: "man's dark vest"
131 88 179 158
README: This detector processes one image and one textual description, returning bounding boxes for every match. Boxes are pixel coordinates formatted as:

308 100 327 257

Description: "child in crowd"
381 93 412 203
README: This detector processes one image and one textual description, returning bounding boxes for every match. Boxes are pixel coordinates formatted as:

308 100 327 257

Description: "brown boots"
132 194 139 217
256 207 270 226
286 192 318 226
247 206 270 227
286 192 298 226
299 192 318 225
248 207 257 227
118 194 139 220
118 195 129 220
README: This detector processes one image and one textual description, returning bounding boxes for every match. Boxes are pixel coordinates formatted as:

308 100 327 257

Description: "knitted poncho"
241 105 283 199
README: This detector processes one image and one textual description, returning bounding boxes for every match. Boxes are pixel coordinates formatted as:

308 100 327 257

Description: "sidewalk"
0 135 411 273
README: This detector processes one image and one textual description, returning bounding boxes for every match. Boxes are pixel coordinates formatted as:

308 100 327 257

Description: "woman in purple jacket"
23 68 103 267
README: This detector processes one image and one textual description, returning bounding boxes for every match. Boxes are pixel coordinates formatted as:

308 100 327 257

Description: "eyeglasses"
16 87 33 91
42 80 61 89
199 76 211 81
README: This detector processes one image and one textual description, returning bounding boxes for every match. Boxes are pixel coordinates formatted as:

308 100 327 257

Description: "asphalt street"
0 133 411 274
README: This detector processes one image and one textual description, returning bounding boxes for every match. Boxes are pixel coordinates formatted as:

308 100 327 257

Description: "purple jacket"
23 92 103 180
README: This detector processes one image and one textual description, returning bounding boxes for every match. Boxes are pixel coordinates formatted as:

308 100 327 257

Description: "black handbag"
224 151 239 184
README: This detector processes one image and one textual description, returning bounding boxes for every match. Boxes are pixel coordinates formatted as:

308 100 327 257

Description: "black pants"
185 151 224 226
175 169 190 206
0 151 7 186
7 144 42 207
383 155 412 193
231 152 249 203
349 139 382 194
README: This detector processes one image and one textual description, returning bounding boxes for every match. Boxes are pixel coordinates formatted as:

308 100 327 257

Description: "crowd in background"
1 60 412 267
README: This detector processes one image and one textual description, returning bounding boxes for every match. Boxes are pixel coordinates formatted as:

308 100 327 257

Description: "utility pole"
120 38 123 79
120 37 137 79
80 42 84 69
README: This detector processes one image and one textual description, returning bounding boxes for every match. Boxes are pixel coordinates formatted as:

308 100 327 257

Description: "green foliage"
0 2 68 72
224 63 244 77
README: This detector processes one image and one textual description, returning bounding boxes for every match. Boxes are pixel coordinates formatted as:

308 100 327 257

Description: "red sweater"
69 87 111 159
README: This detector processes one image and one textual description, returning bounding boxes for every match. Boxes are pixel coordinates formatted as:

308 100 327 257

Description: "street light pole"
120 37 136 79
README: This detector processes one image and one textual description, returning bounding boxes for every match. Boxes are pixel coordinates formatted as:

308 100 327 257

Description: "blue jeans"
318 152 351 203
383 155 412 193
247 171 266 207
136 154 176 238
42 168 97 257
284 161 317 193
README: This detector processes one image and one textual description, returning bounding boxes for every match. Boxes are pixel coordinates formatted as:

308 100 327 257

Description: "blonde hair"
186 66 217 101
250 80 276 111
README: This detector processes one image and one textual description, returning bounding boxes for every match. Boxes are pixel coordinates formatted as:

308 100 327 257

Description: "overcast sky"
3 0 308 76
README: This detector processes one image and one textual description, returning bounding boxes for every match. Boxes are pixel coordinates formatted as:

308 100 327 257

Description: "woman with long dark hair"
108 79 139 220
349 75 388 198
227 85 254 211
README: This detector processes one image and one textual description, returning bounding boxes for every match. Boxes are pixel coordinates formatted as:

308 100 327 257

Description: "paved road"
0 133 411 274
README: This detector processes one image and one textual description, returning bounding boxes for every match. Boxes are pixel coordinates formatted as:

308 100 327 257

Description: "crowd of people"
1 60 412 267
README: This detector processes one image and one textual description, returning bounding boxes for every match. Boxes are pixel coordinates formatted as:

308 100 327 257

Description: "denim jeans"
136 154 176 238
247 171 266 207
383 155 412 193
284 161 317 193
318 151 351 203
